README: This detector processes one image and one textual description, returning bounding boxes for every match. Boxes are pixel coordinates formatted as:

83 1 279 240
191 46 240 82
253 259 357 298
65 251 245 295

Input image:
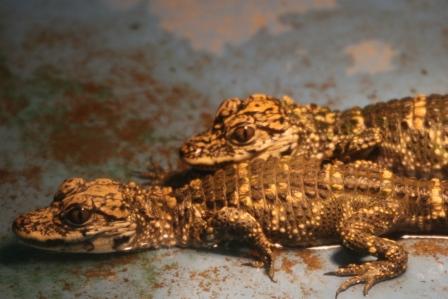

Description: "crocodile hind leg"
207 207 281 280
328 198 407 297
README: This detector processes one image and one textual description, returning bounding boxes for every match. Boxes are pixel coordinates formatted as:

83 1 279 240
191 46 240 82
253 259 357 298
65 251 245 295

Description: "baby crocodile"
180 93 448 178
13 155 448 296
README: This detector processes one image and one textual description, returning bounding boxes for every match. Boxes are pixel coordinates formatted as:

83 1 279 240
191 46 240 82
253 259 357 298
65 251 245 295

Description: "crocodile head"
180 94 302 168
13 177 178 253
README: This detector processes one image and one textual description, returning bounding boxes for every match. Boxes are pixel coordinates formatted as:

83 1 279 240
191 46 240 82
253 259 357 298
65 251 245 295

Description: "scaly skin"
13 155 448 296
180 93 448 178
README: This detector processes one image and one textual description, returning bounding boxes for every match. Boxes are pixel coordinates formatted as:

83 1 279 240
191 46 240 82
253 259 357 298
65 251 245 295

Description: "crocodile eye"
230 125 255 144
63 205 92 226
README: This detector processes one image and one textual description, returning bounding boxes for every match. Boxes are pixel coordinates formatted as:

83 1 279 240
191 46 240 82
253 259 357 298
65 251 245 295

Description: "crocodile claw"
243 259 277 282
327 261 401 297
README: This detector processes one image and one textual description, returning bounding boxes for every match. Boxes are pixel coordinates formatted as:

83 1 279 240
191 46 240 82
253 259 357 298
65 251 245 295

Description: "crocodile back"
340 94 448 178
176 155 406 247
174 154 448 247
175 155 340 246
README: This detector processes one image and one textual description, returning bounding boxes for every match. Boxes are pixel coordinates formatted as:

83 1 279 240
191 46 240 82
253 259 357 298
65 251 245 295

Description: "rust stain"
49 125 119 166
280 256 296 275
0 63 30 125
152 282 165 289
37 291 48 299
148 0 337 53
190 266 222 293
21 165 43 189
5 26 212 171
22 25 93 50
344 39 398 75
0 166 42 189
109 254 139 266
295 249 323 271
62 281 72 291
83 267 116 279
71 255 138 281
0 169 18 184
62 96 117 125
0 97 29 125
304 77 336 92
161 262 179 272
129 69 159 86
408 240 448 264
117 118 153 143
299 284 316 298
34 79 193 167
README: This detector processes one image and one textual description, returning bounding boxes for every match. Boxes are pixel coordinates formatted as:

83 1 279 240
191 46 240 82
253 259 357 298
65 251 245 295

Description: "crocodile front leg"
329 197 407 297
133 158 169 185
207 207 280 280
330 127 383 161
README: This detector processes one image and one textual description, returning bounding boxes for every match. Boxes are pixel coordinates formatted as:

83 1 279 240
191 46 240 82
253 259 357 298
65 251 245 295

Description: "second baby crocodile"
13 154 448 296
180 93 448 178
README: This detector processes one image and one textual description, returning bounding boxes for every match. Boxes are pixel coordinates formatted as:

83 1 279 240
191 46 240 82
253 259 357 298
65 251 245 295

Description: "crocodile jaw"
13 206 138 253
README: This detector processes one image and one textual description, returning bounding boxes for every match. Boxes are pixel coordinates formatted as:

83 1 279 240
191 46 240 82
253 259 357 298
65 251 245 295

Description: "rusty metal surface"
1 0 448 298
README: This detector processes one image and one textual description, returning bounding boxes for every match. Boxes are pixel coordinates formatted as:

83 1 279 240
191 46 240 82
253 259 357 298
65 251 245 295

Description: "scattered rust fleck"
22 25 92 50
295 249 322 271
38 291 48 299
408 240 448 264
189 271 197 280
71 255 138 281
191 266 222 293
82 267 116 279
304 78 336 92
299 284 317 298
0 168 17 184
152 282 165 289
62 281 72 291
281 256 296 275
162 262 179 272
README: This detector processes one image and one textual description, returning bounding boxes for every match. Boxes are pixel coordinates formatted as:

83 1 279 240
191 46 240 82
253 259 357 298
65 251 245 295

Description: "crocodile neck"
287 101 341 160
122 183 209 250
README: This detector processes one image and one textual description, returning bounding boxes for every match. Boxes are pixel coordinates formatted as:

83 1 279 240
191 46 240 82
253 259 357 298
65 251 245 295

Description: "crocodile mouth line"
18 237 67 248
15 234 116 253
184 148 270 169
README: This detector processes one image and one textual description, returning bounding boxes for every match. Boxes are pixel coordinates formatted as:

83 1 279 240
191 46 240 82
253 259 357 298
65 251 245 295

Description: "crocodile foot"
135 158 171 185
326 261 404 297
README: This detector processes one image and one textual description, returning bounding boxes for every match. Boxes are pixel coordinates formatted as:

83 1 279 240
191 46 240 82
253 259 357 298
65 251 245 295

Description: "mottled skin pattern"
180 93 448 178
13 155 448 296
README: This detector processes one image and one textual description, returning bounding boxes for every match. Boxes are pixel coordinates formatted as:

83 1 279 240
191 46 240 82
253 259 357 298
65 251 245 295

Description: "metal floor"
1 1 448 298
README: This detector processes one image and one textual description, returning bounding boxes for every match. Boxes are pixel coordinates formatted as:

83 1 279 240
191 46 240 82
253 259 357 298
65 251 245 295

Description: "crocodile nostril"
179 147 186 159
